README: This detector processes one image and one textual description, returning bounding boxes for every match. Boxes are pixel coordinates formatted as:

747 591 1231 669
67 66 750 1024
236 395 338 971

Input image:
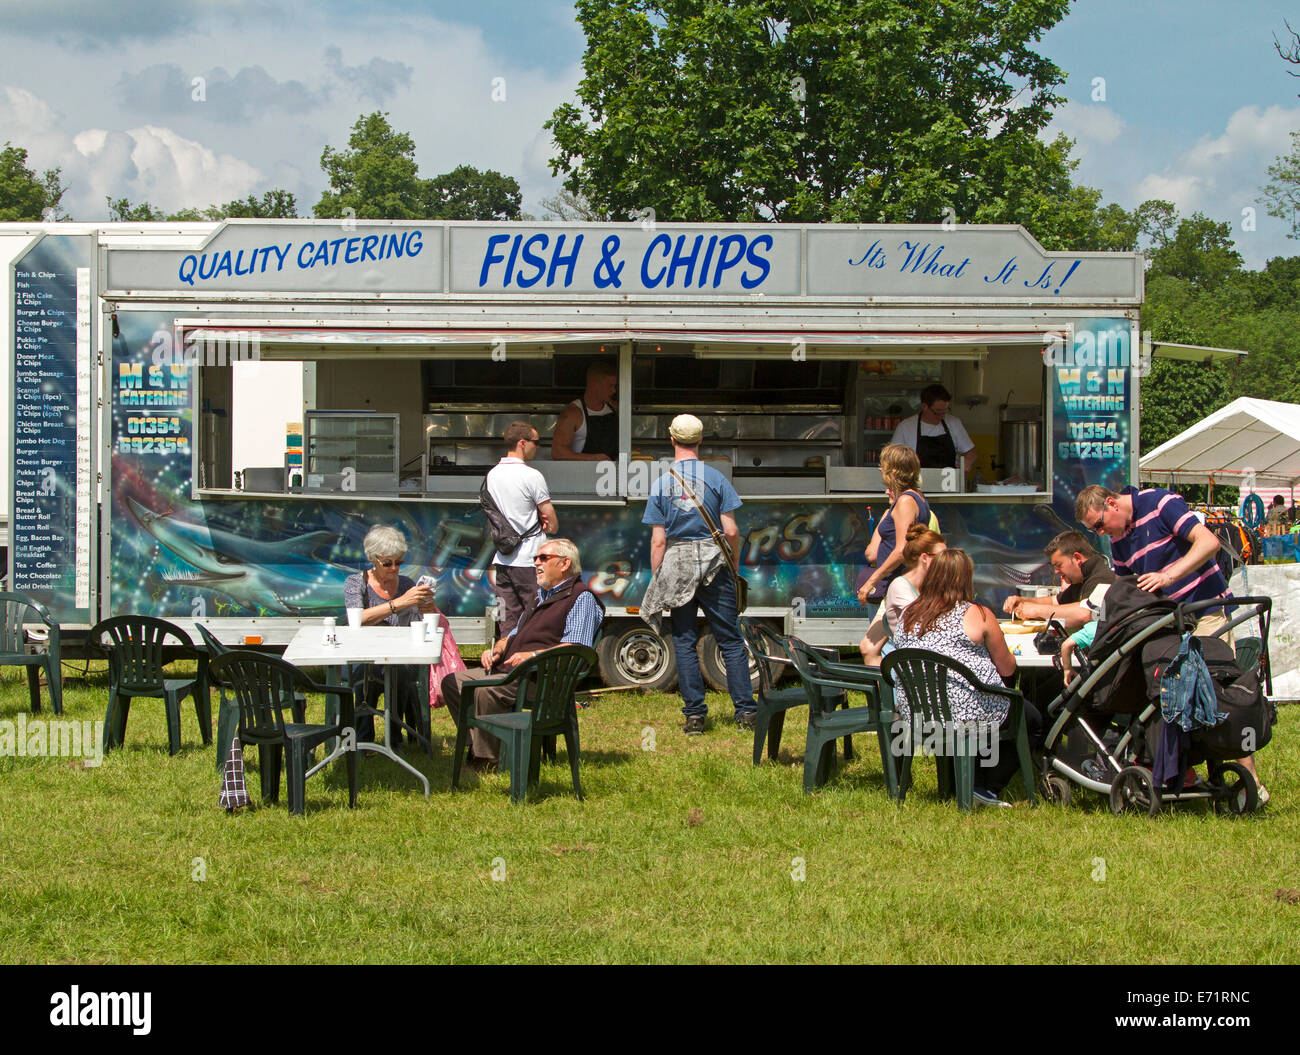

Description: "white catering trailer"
5 219 1156 688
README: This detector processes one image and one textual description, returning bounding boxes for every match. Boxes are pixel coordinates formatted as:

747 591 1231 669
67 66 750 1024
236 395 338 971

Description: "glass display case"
304 412 400 492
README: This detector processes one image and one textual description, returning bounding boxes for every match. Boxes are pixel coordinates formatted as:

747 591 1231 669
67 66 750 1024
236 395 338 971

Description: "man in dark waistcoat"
442 537 604 767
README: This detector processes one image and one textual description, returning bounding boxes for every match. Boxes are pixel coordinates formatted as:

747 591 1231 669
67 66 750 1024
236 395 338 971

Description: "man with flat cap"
640 413 755 735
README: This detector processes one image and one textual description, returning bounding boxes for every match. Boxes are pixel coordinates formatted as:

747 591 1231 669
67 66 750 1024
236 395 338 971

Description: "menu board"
9 234 93 622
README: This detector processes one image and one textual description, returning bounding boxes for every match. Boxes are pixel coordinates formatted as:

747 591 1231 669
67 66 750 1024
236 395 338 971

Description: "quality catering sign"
103 222 1142 303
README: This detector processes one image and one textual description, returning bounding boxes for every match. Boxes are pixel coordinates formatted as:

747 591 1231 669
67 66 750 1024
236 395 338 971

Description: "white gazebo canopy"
1139 397 1300 488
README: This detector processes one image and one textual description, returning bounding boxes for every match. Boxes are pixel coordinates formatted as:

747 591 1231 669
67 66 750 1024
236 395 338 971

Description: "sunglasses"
533 553 565 563
374 559 402 568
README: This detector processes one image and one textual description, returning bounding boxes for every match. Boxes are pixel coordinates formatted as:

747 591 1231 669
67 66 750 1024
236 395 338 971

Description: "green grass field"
2 657 1297 964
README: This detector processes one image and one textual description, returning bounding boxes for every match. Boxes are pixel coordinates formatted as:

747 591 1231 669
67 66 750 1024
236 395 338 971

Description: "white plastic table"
283 624 444 797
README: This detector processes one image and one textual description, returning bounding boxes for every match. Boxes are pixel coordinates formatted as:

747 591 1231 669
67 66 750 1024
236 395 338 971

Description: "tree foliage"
1 142 66 221
422 164 521 221
548 0 1075 229
1262 131 1300 239
314 111 521 221
108 189 298 222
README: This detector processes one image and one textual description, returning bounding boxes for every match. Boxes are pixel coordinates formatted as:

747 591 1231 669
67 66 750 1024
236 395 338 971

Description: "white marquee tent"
1139 397 1300 491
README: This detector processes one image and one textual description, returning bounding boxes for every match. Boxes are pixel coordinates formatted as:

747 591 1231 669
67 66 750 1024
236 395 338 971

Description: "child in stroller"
1037 578 1273 816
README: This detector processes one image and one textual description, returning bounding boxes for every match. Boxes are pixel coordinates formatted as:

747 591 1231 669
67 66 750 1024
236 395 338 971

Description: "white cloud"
1051 101 1126 148
1132 103 1300 216
73 125 262 212
1134 173 1202 212
1183 104 1297 169
0 85 61 133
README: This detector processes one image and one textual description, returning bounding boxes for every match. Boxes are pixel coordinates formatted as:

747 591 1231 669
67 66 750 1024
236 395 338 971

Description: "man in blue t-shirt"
640 413 755 735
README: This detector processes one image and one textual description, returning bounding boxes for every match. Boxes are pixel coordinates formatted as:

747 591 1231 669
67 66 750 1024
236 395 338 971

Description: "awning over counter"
180 324 1050 360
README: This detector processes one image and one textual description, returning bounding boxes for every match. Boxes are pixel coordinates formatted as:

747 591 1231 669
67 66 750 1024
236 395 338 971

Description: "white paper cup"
346 607 362 629
409 620 425 645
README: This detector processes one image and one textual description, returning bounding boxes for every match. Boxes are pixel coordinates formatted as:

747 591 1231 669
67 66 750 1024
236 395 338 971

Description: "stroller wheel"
1210 761 1259 816
1039 773 1073 807
1109 766 1160 818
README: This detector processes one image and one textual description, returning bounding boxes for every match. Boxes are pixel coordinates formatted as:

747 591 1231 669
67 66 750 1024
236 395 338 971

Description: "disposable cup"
346 607 362 629
409 621 425 645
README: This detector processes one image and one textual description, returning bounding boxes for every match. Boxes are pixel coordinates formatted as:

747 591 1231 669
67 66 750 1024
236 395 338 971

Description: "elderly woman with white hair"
343 524 436 745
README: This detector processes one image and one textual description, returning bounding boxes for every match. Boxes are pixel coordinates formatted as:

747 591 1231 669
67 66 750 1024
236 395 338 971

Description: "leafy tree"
547 0 1072 226
1146 213 1243 289
108 189 299 222
1 142 66 221
1262 131 1300 239
220 189 299 218
315 111 424 219
106 196 166 222
539 187 607 221
422 164 521 220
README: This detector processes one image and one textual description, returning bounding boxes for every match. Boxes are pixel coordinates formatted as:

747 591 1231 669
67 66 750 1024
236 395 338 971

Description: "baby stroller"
1037 579 1274 816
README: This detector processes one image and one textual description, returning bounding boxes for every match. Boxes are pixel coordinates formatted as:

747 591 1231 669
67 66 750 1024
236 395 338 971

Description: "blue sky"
1 0 1296 266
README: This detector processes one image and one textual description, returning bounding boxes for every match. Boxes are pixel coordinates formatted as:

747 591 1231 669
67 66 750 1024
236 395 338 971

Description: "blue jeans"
670 572 755 717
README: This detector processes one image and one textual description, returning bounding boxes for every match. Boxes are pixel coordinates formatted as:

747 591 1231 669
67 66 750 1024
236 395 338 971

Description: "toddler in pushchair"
1037 578 1274 816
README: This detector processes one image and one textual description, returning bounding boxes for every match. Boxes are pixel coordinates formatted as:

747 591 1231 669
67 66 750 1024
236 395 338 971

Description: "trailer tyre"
597 626 677 692
698 629 762 694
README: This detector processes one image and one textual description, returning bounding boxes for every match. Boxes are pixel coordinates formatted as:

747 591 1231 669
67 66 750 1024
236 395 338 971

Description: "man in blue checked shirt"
441 538 604 769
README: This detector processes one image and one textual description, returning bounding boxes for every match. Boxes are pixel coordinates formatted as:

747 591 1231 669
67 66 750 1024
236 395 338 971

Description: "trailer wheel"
698 629 763 694
597 626 676 691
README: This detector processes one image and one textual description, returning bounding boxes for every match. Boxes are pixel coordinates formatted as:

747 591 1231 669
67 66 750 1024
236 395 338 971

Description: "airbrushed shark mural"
109 311 1132 624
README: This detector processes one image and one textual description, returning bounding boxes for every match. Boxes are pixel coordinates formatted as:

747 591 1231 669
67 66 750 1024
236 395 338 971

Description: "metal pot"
1000 407 1042 483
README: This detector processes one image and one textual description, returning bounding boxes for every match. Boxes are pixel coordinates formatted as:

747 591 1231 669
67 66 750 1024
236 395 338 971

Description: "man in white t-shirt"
888 382 976 473
486 421 558 635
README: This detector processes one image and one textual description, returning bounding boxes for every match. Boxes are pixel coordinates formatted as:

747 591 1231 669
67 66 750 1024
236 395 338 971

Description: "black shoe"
735 711 757 730
683 715 706 736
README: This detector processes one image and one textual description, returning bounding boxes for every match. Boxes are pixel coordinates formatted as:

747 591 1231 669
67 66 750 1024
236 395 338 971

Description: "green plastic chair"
880 648 1036 810
740 617 847 764
195 624 306 772
451 644 597 804
1234 636 1263 675
92 616 212 756
0 591 63 715
786 636 899 797
208 651 358 815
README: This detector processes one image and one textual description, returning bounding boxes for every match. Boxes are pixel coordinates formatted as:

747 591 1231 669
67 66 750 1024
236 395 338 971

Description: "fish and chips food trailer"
5 219 1151 688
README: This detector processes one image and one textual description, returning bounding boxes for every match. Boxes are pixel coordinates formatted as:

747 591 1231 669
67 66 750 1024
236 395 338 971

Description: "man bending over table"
441 538 604 770
1002 530 1116 632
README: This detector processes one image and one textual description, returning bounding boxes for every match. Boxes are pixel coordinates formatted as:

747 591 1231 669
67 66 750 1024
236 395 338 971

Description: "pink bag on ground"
427 612 467 708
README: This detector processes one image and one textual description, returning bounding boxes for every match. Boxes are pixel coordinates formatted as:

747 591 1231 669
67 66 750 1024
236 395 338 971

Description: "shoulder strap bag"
668 466 749 612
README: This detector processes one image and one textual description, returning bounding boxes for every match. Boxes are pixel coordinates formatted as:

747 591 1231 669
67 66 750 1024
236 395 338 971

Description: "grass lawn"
1 656 1297 964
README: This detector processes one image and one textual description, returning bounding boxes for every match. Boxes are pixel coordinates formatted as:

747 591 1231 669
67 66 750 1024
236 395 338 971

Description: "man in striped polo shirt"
1075 483 1268 802
1074 484 1228 630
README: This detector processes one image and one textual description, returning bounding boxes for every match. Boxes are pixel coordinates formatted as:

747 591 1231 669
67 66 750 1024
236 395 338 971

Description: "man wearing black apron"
552 360 618 461
888 382 977 473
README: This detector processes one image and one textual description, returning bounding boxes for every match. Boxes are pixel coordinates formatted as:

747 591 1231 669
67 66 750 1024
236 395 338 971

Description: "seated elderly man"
442 537 604 770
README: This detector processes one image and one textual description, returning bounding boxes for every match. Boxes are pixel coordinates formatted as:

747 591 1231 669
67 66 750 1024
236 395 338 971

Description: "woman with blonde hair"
893 548 1041 806
857 444 932 605
859 522 945 666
